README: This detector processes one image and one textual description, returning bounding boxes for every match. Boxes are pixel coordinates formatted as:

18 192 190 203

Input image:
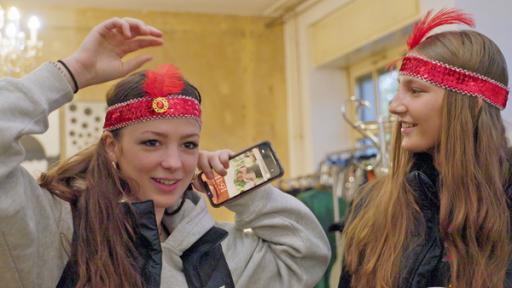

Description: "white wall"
284 0 352 176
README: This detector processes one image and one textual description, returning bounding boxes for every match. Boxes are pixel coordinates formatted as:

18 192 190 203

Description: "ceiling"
20 0 297 16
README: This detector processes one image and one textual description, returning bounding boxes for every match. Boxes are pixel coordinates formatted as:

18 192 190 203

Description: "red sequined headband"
400 55 509 109
103 65 201 131
400 8 509 109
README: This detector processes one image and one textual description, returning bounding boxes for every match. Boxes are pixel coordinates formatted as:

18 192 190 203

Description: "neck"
426 147 441 170
155 207 167 241
432 152 441 171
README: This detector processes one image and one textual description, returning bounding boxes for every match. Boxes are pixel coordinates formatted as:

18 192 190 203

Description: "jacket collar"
161 190 216 255
125 190 216 255
406 153 440 212
410 153 439 185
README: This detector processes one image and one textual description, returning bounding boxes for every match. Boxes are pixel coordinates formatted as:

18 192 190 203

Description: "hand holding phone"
197 149 232 179
198 141 284 207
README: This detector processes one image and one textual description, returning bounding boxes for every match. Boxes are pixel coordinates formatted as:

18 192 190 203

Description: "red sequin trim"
103 95 201 130
399 55 509 109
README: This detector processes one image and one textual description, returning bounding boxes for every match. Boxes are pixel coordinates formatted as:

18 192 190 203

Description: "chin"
401 141 431 153
138 184 189 210
153 194 184 210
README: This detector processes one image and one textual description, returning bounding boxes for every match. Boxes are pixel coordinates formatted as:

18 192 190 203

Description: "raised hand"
62 17 163 89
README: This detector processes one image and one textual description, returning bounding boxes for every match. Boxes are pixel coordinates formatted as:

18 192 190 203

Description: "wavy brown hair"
39 71 201 287
343 30 511 287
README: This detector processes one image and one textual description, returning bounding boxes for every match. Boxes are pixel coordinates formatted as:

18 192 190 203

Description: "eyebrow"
400 77 428 87
141 130 199 138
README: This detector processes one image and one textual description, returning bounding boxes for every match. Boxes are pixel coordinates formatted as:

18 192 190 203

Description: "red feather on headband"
143 64 185 98
407 8 475 50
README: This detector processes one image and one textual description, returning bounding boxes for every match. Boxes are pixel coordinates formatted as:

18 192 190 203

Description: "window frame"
345 44 405 143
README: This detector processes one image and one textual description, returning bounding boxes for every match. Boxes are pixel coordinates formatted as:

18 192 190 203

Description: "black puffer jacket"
339 153 512 287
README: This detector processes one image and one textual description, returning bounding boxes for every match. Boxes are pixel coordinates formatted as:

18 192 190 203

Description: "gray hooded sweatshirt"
0 63 331 288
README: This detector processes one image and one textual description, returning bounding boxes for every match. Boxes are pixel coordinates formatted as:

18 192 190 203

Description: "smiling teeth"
155 178 178 185
402 122 416 128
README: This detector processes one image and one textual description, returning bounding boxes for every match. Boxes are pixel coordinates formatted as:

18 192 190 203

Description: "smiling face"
106 118 200 210
389 75 445 153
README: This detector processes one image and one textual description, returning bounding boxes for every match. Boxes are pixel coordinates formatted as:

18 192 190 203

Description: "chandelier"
0 6 42 76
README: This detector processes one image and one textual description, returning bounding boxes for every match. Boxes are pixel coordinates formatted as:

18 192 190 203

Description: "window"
346 45 405 158
377 68 399 119
354 66 399 123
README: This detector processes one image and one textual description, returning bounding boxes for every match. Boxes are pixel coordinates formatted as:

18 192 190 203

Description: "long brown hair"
343 30 511 287
40 71 201 287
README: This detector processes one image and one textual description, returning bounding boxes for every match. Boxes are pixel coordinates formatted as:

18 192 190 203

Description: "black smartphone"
200 141 284 207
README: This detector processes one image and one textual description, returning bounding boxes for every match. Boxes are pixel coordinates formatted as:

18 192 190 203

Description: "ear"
103 131 121 163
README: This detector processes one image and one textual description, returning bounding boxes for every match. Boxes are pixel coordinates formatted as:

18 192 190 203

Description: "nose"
388 93 407 115
161 146 182 170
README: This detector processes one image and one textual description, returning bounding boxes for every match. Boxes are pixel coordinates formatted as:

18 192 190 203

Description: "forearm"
224 185 331 287
0 63 73 181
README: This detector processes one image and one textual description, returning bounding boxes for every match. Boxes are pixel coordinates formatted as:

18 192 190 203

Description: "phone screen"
202 142 283 206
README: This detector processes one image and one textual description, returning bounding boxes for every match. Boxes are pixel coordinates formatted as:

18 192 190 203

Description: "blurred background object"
0 5 42 76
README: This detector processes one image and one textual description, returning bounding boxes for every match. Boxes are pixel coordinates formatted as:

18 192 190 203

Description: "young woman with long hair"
0 18 330 287
339 9 512 288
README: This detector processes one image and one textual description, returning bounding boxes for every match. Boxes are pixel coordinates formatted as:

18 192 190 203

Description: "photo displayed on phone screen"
202 143 282 206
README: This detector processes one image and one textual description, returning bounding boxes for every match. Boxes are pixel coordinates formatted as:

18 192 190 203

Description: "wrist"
60 55 93 89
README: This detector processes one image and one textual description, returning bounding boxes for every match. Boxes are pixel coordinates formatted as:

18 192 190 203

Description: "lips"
400 121 417 135
152 177 179 186
151 177 182 193
401 121 417 128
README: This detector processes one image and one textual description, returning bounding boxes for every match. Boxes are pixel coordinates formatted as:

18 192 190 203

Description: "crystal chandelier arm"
0 5 43 76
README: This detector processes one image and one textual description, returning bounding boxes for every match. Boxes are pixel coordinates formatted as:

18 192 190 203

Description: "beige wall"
310 0 419 67
14 5 288 221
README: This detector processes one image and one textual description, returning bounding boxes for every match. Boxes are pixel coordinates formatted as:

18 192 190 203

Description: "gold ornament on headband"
152 97 169 113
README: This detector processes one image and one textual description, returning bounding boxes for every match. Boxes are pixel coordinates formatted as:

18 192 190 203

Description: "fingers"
209 149 234 177
100 17 163 39
136 22 163 38
209 155 227 176
191 174 208 194
146 25 163 37
197 150 234 179
120 17 163 38
121 17 163 39
198 152 214 179
101 17 132 38
219 150 234 169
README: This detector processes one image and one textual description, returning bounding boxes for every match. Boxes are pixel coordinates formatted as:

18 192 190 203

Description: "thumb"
191 173 208 194
122 55 153 76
